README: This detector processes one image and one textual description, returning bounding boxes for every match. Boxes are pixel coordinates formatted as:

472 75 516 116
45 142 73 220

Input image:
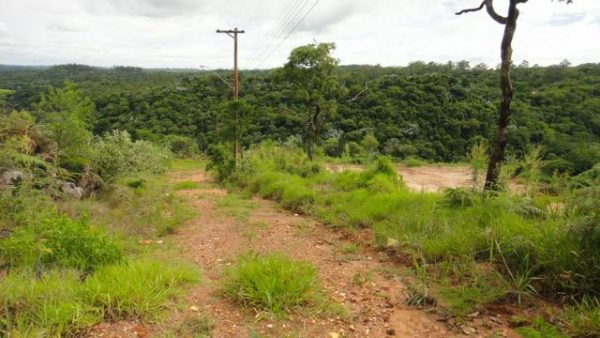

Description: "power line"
255 0 322 68
251 0 307 66
252 0 311 68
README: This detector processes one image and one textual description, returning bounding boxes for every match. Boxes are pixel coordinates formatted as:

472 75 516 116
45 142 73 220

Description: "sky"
0 0 599 69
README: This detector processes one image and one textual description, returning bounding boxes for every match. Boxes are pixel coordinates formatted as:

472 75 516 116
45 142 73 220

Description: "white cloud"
0 0 598 68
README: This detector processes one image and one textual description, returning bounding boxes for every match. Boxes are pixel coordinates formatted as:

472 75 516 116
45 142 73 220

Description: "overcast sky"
0 0 599 69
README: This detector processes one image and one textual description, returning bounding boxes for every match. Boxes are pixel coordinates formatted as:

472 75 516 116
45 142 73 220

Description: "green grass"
0 260 198 336
84 260 199 320
221 253 323 318
0 270 100 337
213 143 600 335
174 180 201 190
64 174 195 237
516 317 567 338
170 158 206 172
215 194 257 221
562 297 600 337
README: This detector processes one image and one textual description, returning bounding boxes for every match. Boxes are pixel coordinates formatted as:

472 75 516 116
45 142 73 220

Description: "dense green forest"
1 61 599 174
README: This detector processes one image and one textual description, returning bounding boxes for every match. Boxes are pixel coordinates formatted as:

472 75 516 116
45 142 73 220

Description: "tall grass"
221 253 321 317
213 142 600 330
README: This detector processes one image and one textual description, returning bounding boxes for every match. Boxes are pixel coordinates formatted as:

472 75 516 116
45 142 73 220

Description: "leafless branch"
456 0 508 25
455 0 485 15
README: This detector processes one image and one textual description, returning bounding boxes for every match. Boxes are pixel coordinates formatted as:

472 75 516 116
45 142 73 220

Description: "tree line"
1 59 599 175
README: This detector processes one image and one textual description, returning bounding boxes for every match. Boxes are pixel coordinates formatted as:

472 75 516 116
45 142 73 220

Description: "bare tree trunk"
484 1 519 191
306 104 320 161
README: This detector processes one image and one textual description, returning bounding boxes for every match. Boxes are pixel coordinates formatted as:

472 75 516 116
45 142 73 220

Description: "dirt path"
162 169 515 338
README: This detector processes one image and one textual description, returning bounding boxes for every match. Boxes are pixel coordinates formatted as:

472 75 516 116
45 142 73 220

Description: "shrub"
404 156 427 167
0 213 122 272
281 185 315 213
84 260 199 320
91 130 169 183
443 188 475 208
206 143 235 182
221 253 320 317
164 135 198 158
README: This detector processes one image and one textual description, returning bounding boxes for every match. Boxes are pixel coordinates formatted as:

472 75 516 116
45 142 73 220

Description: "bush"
164 135 198 158
91 130 170 183
206 143 235 182
443 188 475 208
221 253 320 317
84 260 199 320
404 156 427 167
0 213 122 272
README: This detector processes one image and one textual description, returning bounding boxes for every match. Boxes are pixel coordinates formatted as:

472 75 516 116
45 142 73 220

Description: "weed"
352 270 374 287
221 253 321 317
340 243 360 255
172 314 214 338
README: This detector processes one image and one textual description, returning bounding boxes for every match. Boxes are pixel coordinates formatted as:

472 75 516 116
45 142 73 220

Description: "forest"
1 60 599 175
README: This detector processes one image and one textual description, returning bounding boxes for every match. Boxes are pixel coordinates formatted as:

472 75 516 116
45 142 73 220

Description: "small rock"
461 326 476 335
189 306 199 312
349 325 356 332
468 311 480 318
267 324 273 329
328 332 339 338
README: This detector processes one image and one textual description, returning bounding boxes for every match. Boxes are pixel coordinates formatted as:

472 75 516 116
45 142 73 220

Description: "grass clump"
516 316 567 338
0 212 122 272
0 270 100 337
0 260 199 336
84 260 199 321
221 253 321 317
173 180 201 190
562 297 600 337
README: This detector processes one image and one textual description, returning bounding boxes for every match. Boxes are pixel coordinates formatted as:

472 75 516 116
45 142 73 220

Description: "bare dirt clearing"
326 164 521 193
154 168 518 338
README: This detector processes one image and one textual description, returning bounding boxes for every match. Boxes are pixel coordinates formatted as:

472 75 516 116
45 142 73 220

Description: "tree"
279 43 340 160
35 82 94 169
456 0 573 191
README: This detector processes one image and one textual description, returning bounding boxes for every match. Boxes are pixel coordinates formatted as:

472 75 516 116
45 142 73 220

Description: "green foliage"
173 180 201 190
516 316 567 338
35 82 94 169
0 212 122 272
562 297 600 337
443 188 476 208
221 253 320 317
403 156 427 168
91 130 170 183
0 260 199 336
84 260 199 320
2 62 599 174
163 134 198 158
0 270 100 337
278 42 340 159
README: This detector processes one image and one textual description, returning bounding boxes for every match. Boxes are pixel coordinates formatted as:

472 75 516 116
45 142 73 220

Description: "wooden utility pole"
216 28 245 163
